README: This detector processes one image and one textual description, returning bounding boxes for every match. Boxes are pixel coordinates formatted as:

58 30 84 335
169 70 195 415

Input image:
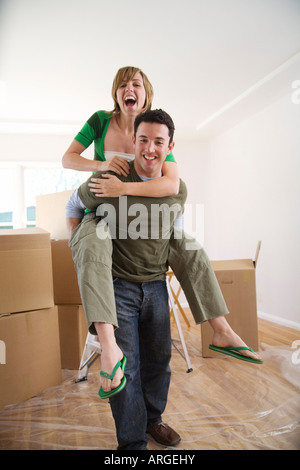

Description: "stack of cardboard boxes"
0 190 89 410
0 228 62 410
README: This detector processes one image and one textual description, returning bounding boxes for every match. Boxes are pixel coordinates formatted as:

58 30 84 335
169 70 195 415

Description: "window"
0 163 88 229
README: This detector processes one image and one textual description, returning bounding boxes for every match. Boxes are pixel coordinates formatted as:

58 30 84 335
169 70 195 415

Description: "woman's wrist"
95 160 105 171
121 182 130 196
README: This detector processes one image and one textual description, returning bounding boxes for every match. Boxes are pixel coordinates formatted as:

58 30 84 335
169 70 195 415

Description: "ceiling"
0 0 300 140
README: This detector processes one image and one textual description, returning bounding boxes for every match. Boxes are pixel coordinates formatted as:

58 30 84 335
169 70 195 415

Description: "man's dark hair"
134 109 175 144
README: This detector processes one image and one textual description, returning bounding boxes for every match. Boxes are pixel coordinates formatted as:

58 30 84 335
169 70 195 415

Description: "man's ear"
132 134 136 145
168 141 175 152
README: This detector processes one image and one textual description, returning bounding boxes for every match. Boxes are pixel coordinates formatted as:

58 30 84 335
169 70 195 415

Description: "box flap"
254 241 261 268
211 259 255 271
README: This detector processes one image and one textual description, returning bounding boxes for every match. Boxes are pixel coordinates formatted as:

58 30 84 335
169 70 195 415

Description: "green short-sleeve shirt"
75 110 176 163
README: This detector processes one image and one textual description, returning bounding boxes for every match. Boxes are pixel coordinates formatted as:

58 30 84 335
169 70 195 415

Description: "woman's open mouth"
125 96 136 108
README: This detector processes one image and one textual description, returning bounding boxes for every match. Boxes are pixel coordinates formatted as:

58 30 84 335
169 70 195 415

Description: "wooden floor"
0 312 299 451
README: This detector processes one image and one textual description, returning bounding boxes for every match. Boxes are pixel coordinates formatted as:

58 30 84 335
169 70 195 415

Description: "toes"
111 378 121 389
102 376 115 392
111 369 123 389
101 369 122 392
242 349 262 361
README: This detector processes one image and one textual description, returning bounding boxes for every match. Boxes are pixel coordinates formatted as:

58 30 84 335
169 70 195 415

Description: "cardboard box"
51 239 82 305
0 227 54 315
201 258 259 357
0 307 62 410
36 190 74 239
57 305 88 369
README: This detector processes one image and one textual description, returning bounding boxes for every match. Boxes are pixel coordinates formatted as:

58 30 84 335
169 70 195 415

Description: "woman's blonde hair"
111 66 153 114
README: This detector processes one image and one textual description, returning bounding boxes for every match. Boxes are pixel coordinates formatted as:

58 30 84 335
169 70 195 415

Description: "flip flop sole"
209 344 263 364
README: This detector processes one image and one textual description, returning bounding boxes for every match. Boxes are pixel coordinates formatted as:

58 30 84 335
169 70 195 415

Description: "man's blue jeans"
109 278 172 450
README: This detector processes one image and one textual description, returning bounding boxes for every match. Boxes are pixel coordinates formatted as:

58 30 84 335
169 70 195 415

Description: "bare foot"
100 344 124 392
209 316 262 361
93 322 125 393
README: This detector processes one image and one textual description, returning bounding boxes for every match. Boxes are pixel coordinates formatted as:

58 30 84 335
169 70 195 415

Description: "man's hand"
88 174 126 197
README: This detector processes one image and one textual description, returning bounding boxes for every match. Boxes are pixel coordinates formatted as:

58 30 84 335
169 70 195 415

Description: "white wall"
1 132 74 162
175 139 211 206
184 93 300 328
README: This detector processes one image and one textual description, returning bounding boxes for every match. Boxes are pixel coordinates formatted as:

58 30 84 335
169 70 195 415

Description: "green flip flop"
209 344 263 364
98 356 127 399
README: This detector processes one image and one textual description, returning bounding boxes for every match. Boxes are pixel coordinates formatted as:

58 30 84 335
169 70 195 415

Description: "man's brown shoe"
147 422 181 446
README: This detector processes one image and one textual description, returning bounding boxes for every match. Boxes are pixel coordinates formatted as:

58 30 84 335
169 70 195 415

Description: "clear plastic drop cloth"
0 326 299 450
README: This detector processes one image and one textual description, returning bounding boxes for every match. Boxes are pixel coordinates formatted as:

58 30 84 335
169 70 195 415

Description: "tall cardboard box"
0 228 54 315
57 305 88 369
0 307 62 410
36 191 83 303
201 258 259 357
36 190 73 239
51 239 82 305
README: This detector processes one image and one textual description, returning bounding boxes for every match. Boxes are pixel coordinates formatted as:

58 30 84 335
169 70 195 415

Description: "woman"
63 66 262 398
63 66 182 398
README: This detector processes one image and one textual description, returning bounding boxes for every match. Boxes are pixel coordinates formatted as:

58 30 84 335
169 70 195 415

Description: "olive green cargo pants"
69 213 228 334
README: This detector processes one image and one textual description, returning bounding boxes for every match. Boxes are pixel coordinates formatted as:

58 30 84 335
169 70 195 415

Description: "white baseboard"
180 300 300 331
257 311 300 331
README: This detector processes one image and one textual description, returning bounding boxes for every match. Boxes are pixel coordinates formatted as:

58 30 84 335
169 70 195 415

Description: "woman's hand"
88 174 126 197
98 156 130 177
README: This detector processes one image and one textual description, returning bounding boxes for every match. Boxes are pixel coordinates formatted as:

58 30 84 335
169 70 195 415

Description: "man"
70 109 184 450
69 107 263 448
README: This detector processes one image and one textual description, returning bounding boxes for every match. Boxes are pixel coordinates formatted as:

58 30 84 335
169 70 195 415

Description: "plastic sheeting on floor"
0 333 299 450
